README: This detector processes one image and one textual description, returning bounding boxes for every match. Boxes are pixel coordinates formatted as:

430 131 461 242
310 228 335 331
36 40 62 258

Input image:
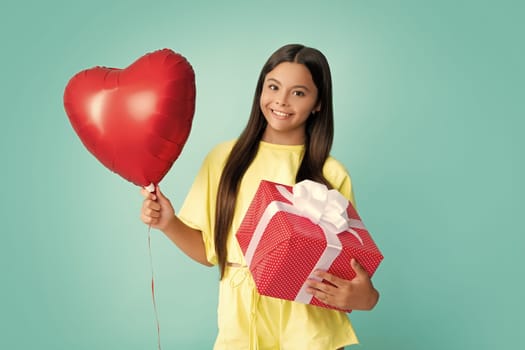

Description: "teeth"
273 109 290 117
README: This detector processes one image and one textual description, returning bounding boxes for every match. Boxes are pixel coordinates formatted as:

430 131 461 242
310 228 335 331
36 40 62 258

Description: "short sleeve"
177 141 235 266
337 174 356 208
178 154 218 265
323 157 357 208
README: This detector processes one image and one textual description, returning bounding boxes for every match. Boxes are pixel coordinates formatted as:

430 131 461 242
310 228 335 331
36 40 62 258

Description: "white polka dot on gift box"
251 212 327 301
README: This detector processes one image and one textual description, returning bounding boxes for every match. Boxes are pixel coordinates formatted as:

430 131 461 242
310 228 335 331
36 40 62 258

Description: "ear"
313 103 321 113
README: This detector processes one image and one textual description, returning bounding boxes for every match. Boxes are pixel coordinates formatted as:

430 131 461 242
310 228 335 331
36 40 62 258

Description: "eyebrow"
266 78 311 92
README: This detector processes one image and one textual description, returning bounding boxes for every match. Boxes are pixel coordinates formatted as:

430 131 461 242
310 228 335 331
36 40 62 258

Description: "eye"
268 84 278 91
293 90 305 97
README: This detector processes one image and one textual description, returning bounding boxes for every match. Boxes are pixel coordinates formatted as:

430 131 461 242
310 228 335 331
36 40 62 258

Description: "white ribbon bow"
277 180 364 245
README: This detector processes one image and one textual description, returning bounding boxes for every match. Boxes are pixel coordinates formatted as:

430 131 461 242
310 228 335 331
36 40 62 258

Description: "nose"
275 92 289 107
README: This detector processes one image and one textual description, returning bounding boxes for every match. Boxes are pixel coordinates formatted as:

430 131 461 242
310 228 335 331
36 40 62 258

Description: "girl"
140 44 379 349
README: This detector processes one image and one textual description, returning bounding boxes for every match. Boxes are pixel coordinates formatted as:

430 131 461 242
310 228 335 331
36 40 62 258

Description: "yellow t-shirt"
179 140 359 350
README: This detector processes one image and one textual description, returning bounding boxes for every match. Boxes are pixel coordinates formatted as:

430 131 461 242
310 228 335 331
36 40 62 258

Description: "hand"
140 186 175 231
305 258 379 311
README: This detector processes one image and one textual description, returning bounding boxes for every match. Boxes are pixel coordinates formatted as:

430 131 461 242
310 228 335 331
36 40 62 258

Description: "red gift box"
236 179 383 312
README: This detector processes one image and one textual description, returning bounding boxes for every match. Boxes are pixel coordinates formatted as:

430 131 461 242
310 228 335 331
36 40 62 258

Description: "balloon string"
148 225 162 350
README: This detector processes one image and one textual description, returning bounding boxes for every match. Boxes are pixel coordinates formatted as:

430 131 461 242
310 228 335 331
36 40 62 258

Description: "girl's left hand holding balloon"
305 258 379 311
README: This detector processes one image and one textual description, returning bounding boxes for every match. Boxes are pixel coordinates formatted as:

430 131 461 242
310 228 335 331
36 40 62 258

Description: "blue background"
1 1 523 349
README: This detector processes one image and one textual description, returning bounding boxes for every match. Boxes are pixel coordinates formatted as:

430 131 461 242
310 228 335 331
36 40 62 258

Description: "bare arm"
140 187 212 266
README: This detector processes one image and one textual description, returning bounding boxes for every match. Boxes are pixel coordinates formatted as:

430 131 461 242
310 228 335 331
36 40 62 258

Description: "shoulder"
323 155 351 181
203 139 237 166
323 156 354 203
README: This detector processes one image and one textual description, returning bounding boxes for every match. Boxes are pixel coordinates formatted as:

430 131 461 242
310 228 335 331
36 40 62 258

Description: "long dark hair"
214 44 335 278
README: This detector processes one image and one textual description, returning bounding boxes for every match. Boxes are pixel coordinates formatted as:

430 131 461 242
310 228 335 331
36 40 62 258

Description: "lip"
271 108 293 119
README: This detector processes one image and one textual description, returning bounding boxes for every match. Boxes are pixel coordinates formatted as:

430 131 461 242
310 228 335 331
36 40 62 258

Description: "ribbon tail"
347 228 364 245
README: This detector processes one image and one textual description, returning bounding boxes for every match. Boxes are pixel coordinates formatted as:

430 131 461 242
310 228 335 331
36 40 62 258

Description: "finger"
141 213 157 225
306 279 337 296
144 199 161 211
314 270 346 288
155 186 167 201
155 186 170 203
140 188 157 201
145 208 161 218
306 287 332 305
351 258 369 278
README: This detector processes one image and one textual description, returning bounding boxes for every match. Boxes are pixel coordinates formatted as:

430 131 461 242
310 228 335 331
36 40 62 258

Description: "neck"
261 128 306 145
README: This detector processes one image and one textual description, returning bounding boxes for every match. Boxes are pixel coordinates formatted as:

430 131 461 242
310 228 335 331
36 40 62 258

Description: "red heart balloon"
64 49 196 187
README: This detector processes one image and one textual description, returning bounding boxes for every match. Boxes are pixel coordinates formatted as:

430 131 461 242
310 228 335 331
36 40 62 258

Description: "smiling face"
259 62 320 145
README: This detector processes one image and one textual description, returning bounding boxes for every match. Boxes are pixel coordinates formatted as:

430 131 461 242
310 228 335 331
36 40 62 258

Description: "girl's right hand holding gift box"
306 258 379 311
